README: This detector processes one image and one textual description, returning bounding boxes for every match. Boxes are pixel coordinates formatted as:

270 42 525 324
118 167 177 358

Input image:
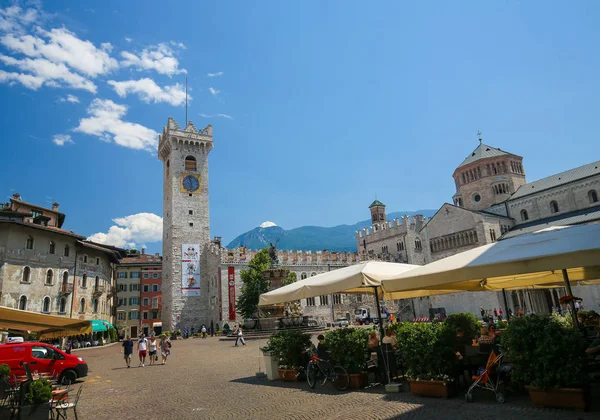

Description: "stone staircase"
218 324 328 341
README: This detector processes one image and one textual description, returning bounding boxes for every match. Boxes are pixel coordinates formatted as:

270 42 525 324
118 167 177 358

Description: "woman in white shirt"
148 333 158 365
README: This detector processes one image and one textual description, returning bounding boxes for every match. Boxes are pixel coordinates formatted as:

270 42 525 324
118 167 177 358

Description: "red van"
0 341 88 383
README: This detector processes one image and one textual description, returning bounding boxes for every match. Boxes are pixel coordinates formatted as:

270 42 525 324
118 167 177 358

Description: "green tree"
282 270 297 286
237 248 271 319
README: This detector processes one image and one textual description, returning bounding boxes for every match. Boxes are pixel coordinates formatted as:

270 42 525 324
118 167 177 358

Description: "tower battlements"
221 247 359 265
356 215 427 240
158 117 213 161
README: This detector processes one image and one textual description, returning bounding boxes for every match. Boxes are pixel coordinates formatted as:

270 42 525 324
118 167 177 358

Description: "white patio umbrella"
381 224 600 327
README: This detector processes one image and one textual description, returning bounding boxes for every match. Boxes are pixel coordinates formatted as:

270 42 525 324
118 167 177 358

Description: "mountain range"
226 210 438 252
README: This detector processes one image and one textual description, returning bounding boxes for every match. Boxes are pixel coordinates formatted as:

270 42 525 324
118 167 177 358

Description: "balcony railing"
92 285 105 296
59 283 74 295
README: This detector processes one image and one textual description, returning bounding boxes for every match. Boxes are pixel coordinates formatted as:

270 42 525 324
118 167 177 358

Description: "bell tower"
158 117 213 330
369 200 386 224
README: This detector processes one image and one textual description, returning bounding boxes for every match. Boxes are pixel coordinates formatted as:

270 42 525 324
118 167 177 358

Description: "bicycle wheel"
331 366 349 391
306 362 317 389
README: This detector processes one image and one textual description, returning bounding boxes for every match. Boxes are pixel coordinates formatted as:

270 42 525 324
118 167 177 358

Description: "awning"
102 320 115 329
0 307 91 339
381 224 600 294
259 261 420 306
91 319 107 332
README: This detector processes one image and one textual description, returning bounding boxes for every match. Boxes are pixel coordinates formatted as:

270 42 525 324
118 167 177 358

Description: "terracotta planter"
526 386 587 411
278 369 297 381
346 373 368 390
281 318 293 327
408 379 453 399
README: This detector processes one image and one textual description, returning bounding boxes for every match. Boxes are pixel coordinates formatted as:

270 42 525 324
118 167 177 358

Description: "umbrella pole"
501 289 510 320
373 287 385 342
561 269 580 330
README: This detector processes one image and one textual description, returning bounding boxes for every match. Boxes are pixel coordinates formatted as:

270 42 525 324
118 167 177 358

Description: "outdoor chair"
55 384 83 420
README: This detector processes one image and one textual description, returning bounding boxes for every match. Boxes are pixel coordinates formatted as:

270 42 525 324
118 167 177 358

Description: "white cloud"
208 87 219 96
52 134 73 146
0 5 39 34
108 78 188 106
58 94 79 103
199 113 232 120
260 221 277 228
207 71 223 77
169 40 186 49
120 43 186 76
0 69 44 89
0 28 118 77
87 213 163 248
124 37 132 43
0 54 96 92
74 99 158 151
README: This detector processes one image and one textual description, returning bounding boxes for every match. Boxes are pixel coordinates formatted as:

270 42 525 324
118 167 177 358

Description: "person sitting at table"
478 324 497 345
382 329 397 349
368 330 379 351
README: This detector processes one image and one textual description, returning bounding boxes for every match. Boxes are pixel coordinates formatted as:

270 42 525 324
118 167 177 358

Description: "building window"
143 285 149 292
472 193 481 203
62 271 69 286
301 273 307 280
397 241 404 251
589 190 598 204
96 257 100 265
64 245 70 257
311 272 317 277
131 284 140 291
22 266 31 283
129 311 139 320
550 201 559 214
152 297 158 308
490 229 497 242
185 155 197 171
306 297 315 306
80 298 86 313
189 210 193 215
153 273 158 278
152 285 158 292
42 297 51 313
17 295 27 310
357 294 362 303
82 274 87 288
415 239 422 250
143 312 148 320
118 272 127 278
59 297 66 313
520 209 529 221
143 273 149 278
83 255 88 263
189 223 193 227
93 299 99 313
26 236 34 250
320 295 329 306
129 297 139 305
333 294 342 305
49 241 55 254
46 269 53 285
131 272 139 278
117 312 126 321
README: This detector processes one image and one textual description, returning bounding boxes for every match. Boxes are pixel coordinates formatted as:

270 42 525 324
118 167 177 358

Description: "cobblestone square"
74 337 598 420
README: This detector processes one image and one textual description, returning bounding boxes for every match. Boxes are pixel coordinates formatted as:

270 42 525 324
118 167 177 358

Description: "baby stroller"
465 347 508 403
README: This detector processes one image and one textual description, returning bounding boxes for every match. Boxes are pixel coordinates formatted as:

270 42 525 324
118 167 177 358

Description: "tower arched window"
589 190 598 204
22 266 31 283
93 298 99 313
64 245 70 257
415 239 422 251
82 274 87 288
185 155 197 171
550 201 559 214
46 269 53 285
62 271 69 286
301 273 307 280
80 298 86 313
520 209 529 221
166 159 170 176
42 296 50 313
26 235 34 250
49 241 55 254
18 295 27 310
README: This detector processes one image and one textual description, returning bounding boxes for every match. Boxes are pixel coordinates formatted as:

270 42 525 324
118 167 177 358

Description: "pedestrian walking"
498 308 503 321
479 306 485 320
121 335 134 368
138 334 148 367
234 325 246 347
148 334 158 365
160 333 172 365
493 308 498 319
201 325 207 339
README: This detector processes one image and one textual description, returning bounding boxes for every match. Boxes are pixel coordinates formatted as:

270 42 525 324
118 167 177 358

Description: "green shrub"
0 363 10 378
108 328 118 342
25 379 53 405
501 315 585 389
162 331 170 338
550 311 573 328
260 330 312 369
172 330 182 336
444 312 480 342
324 327 369 374
393 322 458 382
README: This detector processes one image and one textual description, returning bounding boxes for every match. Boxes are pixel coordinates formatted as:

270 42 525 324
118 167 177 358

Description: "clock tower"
158 117 213 331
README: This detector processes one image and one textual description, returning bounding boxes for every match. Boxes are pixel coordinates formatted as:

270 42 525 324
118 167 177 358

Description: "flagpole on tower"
185 76 188 124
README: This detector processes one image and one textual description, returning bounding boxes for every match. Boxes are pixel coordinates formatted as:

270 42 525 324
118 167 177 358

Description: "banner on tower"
181 244 201 296
228 266 236 320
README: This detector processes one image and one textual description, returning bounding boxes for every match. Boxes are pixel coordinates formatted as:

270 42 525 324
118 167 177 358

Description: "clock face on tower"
181 174 201 193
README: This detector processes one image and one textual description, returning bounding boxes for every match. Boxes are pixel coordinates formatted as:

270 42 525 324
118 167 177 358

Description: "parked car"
331 318 349 328
0 341 88 384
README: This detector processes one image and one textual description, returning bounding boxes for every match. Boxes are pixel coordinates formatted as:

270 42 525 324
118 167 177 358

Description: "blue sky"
1 1 599 254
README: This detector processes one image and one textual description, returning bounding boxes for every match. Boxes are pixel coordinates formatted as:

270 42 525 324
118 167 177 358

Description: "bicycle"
306 351 349 391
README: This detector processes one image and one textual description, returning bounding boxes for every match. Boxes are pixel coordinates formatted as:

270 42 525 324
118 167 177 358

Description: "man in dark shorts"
121 335 134 368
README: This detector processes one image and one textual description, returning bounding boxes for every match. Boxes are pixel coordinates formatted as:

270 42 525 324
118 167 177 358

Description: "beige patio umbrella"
381 224 600 327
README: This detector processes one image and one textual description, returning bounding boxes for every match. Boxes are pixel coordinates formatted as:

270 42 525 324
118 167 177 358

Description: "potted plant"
394 322 458 398
172 330 182 339
243 318 257 330
324 328 369 389
261 330 312 381
20 378 53 420
501 315 587 411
